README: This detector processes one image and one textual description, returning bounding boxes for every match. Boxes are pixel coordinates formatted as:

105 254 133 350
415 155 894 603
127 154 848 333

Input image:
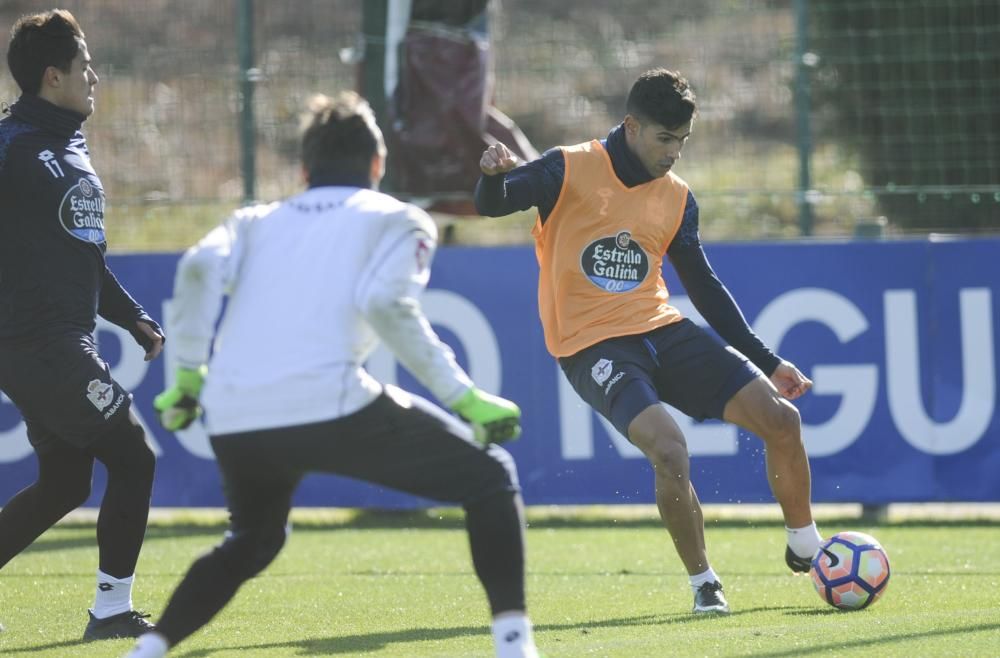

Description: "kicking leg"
724 376 821 570
464 459 527 616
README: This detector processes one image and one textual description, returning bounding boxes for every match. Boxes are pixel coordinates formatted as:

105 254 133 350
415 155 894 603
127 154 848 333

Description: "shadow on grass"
169 608 801 657
22 524 225 555
729 621 1000 658
7 612 994 656
1 638 91 655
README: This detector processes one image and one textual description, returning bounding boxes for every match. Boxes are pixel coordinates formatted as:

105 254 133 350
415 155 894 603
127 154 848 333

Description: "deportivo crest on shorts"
591 358 614 386
580 230 649 293
86 379 114 411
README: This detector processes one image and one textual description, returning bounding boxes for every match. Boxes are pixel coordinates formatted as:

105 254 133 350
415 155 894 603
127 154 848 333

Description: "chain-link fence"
2 1 997 250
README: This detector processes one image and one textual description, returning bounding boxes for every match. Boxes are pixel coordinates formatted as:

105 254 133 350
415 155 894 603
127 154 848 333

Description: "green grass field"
0 508 998 657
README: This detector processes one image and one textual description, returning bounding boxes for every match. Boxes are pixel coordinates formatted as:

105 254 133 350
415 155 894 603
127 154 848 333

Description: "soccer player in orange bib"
475 68 822 614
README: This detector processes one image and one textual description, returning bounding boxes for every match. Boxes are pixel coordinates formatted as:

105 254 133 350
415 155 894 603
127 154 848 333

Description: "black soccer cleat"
82 609 155 641
692 580 730 614
785 545 813 574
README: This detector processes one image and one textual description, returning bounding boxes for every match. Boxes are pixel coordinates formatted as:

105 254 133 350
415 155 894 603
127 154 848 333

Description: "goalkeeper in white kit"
126 91 539 658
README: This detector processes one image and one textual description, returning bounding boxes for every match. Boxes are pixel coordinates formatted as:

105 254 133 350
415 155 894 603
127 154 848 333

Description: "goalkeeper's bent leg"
153 523 288 647
465 487 528 615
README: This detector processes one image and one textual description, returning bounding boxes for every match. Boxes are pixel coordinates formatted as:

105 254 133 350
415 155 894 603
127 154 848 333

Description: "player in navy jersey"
125 91 538 658
475 69 822 614
0 9 163 640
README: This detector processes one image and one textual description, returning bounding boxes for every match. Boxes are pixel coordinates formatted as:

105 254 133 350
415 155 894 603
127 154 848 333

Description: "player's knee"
37 456 93 510
761 399 802 447
463 482 519 521
59 472 93 510
648 439 688 471
485 444 519 487
120 424 155 476
630 424 686 469
244 526 288 576
129 430 156 481
460 445 520 508
781 400 802 430
220 524 288 579
772 399 802 434
95 417 156 480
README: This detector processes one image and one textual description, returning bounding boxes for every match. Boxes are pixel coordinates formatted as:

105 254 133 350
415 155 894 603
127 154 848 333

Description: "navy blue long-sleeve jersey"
474 123 780 375
0 95 155 344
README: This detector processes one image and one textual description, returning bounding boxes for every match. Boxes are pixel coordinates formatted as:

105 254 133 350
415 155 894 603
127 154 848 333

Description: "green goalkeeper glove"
450 387 522 446
153 365 207 431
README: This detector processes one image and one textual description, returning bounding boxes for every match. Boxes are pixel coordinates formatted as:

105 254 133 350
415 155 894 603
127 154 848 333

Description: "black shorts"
209 386 521 531
0 333 132 451
559 319 761 437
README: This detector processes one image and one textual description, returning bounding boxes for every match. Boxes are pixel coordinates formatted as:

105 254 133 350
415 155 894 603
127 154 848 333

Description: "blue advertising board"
1 238 997 507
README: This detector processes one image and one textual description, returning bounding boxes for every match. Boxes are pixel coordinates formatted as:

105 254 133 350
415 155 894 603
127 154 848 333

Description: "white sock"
786 522 823 559
124 632 169 658
92 569 134 619
492 613 538 658
689 567 721 591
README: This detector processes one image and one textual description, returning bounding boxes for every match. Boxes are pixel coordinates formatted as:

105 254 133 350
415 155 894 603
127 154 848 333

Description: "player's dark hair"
7 9 85 96
301 91 386 184
626 68 697 129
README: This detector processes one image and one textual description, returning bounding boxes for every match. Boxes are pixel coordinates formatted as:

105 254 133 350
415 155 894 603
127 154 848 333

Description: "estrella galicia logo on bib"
59 177 106 243
580 231 649 292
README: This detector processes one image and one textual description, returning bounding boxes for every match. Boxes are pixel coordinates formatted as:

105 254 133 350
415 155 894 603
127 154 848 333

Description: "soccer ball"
810 531 890 610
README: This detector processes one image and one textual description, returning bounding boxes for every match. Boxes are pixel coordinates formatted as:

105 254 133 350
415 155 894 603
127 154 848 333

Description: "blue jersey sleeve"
673 191 701 247
99 266 164 351
0 118 36 178
474 147 565 221
667 192 781 375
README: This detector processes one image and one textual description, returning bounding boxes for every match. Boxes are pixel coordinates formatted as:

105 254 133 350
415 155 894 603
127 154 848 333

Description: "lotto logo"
38 149 64 178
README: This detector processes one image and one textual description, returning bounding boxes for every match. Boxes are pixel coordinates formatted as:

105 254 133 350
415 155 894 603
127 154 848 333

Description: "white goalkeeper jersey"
168 186 473 435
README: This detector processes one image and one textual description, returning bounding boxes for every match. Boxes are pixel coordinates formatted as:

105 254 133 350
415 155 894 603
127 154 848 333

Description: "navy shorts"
559 319 761 438
0 333 132 451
